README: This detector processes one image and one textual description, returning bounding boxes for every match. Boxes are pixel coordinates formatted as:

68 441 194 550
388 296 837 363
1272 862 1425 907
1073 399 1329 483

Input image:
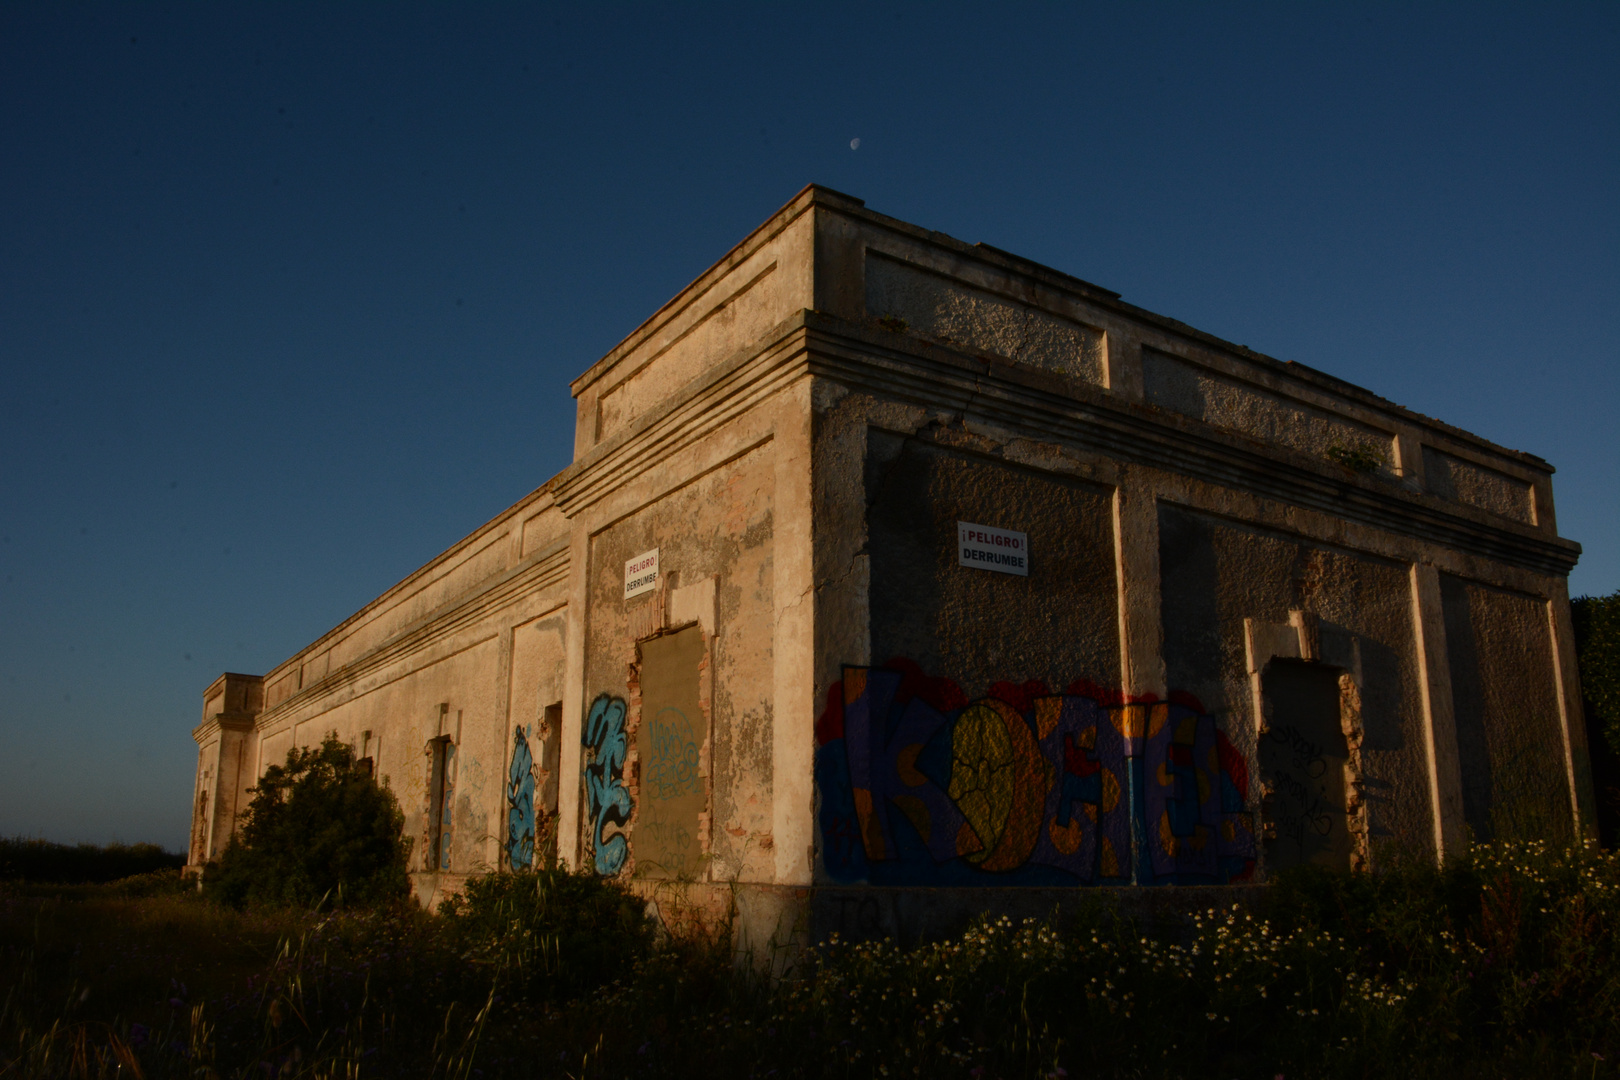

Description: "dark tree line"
1575 589 1620 846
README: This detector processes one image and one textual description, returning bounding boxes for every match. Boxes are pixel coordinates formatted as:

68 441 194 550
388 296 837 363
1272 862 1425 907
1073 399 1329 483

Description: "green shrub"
101 866 197 898
204 733 410 909
439 867 655 1003
1268 838 1620 1066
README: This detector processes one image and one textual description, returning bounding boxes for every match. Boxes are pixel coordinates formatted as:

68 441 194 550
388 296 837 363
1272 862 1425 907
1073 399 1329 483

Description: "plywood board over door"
636 626 707 879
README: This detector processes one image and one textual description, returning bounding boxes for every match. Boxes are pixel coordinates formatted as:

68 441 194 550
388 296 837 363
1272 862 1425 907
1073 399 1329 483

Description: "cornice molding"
551 320 810 516
569 186 820 396
821 200 1552 471
259 488 564 690
552 309 1577 578
801 314 1580 577
191 713 254 746
254 546 569 730
559 186 1549 473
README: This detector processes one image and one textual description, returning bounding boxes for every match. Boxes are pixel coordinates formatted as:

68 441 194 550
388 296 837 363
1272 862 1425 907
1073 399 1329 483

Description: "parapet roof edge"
817 197 1553 474
568 183 854 396
251 472 569 692
202 672 254 696
568 186 1552 472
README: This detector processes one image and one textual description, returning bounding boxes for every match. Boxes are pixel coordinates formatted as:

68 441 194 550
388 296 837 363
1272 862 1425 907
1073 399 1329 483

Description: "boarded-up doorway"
636 626 707 878
1259 660 1353 871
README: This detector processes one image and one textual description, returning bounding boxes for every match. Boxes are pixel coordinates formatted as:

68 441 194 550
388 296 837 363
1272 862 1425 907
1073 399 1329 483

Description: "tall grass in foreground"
2 838 1616 1078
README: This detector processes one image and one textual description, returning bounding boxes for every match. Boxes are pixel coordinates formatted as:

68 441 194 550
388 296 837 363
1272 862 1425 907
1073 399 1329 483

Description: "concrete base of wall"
410 871 469 911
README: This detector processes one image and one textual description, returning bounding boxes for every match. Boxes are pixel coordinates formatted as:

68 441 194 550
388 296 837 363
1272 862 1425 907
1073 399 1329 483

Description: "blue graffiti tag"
582 694 632 875
646 706 700 800
506 724 535 869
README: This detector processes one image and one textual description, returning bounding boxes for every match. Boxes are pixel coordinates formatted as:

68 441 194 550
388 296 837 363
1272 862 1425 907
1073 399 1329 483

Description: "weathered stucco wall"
1440 573 1572 843
261 521 525 713
189 673 262 864
1424 447 1536 525
1143 348 1397 476
866 252 1106 386
192 186 1591 936
798 188 1585 902
188 482 572 905
256 624 553 902
506 611 567 864
572 203 816 453
578 439 776 885
864 427 1119 692
1156 504 1435 860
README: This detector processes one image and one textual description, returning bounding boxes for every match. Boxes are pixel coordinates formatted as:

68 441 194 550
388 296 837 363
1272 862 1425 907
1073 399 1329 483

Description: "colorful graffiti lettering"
816 660 1255 886
646 707 700 800
506 724 536 870
583 694 632 875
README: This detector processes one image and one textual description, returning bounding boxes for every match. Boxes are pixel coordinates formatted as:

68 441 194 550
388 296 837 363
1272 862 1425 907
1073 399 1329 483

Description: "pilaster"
1113 472 1164 699
555 526 591 870
1410 563 1466 858
772 378 817 885
1547 579 1598 838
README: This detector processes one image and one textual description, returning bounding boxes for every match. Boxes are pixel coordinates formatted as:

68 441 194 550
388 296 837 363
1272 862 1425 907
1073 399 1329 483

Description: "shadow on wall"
816 659 1256 887
1442 574 1574 845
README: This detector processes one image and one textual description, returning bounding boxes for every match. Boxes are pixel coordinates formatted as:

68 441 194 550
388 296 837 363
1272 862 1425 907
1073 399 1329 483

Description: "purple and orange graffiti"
816 660 1255 886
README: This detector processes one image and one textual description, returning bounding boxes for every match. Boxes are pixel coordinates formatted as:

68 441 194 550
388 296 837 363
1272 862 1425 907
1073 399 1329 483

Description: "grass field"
2 839 1617 1079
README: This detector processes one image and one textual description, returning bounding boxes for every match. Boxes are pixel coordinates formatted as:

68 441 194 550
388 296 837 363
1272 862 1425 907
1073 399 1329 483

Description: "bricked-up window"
427 736 455 872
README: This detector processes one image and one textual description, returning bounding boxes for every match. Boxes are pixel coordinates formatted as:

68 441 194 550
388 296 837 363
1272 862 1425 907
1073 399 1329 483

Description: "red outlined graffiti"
816 661 1255 886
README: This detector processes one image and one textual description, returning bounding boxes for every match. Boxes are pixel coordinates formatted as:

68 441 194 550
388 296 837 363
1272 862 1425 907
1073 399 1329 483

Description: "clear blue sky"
3 4 1615 850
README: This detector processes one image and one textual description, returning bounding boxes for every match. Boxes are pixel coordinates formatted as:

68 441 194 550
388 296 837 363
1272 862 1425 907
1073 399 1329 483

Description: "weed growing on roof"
1326 442 1387 474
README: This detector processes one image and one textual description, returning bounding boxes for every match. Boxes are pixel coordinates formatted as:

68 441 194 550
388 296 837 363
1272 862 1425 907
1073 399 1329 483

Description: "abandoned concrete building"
188 185 1595 942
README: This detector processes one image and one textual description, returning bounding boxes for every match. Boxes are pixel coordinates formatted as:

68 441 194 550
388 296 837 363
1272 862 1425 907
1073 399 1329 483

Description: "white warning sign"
624 548 660 599
957 522 1029 576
